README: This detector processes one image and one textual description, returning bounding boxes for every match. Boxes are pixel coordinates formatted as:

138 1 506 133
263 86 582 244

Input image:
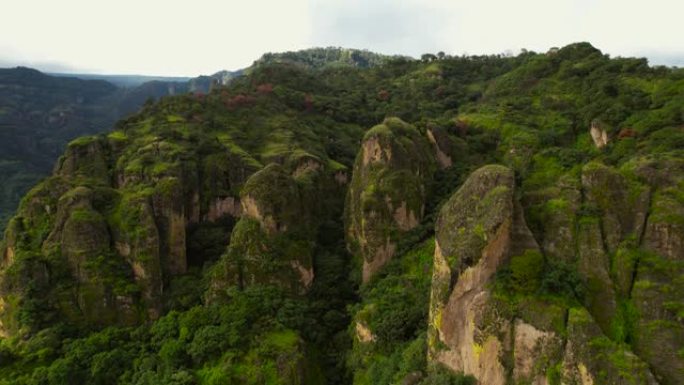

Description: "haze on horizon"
2 0 683 77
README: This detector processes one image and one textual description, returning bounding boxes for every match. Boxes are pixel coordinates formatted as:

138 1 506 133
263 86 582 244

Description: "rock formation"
427 163 675 384
345 117 436 283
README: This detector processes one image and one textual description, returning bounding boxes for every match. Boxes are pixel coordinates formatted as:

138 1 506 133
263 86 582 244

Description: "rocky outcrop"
205 196 241 221
426 126 453 169
581 162 650 253
562 308 658 385
428 163 668 385
240 164 304 235
200 149 261 222
525 162 653 337
523 173 581 263
209 159 346 297
237 167 316 292
428 165 522 385
0 128 265 333
513 319 561 384
355 321 376 343
346 118 436 283
52 187 141 325
590 121 609 149
54 136 111 184
630 158 684 385
576 217 618 336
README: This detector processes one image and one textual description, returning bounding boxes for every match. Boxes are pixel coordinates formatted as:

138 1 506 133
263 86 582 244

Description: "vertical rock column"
345 117 436 283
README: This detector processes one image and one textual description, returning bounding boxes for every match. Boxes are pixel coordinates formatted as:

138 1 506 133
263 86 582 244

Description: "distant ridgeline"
252 47 404 69
0 43 683 385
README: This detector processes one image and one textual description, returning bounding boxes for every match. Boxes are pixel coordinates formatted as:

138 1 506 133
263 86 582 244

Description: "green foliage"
610 300 639 345
495 253 584 304
350 334 428 385
348 240 435 383
255 47 395 70
419 365 476 385
0 287 318 385
540 259 586 301
3 42 684 385
356 240 434 350
509 250 545 294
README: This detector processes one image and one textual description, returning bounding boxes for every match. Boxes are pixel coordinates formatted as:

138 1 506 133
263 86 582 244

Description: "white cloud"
0 0 682 75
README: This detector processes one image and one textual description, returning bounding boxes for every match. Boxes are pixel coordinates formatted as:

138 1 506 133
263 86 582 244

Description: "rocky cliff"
345 117 436 283
427 160 683 385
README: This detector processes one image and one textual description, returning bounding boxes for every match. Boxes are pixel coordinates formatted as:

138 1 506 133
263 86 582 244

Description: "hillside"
49 73 193 88
0 67 123 233
0 43 683 385
0 67 236 235
0 48 399 234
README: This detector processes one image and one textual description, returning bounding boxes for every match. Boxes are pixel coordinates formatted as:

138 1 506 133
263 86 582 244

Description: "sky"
1 0 683 77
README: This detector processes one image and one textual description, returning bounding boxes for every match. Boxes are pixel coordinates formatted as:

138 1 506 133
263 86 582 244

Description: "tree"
421 54 437 63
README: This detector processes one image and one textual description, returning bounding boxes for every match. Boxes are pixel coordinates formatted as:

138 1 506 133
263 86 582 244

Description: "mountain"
49 73 193 88
0 67 122 234
0 67 240 235
0 66 192 234
0 43 683 385
0 47 397 234
252 47 402 69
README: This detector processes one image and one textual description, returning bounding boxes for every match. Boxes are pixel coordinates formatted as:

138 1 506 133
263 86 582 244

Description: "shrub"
510 250 545 294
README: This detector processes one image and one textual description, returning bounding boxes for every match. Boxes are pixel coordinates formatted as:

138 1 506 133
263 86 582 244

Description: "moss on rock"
346 117 437 283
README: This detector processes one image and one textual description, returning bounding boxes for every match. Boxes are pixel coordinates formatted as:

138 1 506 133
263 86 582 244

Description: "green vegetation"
1 43 684 384
0 287 320 385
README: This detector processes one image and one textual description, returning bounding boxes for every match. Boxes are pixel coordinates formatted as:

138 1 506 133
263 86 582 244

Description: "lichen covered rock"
346 117 436 282
0 126 265 333
562 308 658 385
630 158 684 385
426 163 673 385
209 159 345 297
54 136 111 184
428 165 524 384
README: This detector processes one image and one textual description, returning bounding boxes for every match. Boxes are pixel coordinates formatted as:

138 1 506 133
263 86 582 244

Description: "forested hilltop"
0 42 682 385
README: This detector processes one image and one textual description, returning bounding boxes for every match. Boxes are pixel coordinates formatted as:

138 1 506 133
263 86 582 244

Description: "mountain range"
0 43 682 385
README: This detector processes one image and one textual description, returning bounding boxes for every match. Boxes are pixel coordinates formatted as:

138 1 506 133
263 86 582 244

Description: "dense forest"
0 43 682 384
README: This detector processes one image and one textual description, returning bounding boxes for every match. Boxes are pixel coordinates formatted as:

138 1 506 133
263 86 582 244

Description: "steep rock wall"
428 163 673 384
345 117 436 283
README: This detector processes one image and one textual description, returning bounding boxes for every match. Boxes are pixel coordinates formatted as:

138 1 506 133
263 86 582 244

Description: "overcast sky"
1 0 683 76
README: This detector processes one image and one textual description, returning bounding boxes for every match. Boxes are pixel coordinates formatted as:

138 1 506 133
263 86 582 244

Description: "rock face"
0 131 259 334
427 163 673 385
346 117 436 282
562 308 658 385
428 165 531 385
216 163 315 293
54 136 111 184
630 158 684 385
590 121 609 149
426 126 453 169
209 158 345 297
